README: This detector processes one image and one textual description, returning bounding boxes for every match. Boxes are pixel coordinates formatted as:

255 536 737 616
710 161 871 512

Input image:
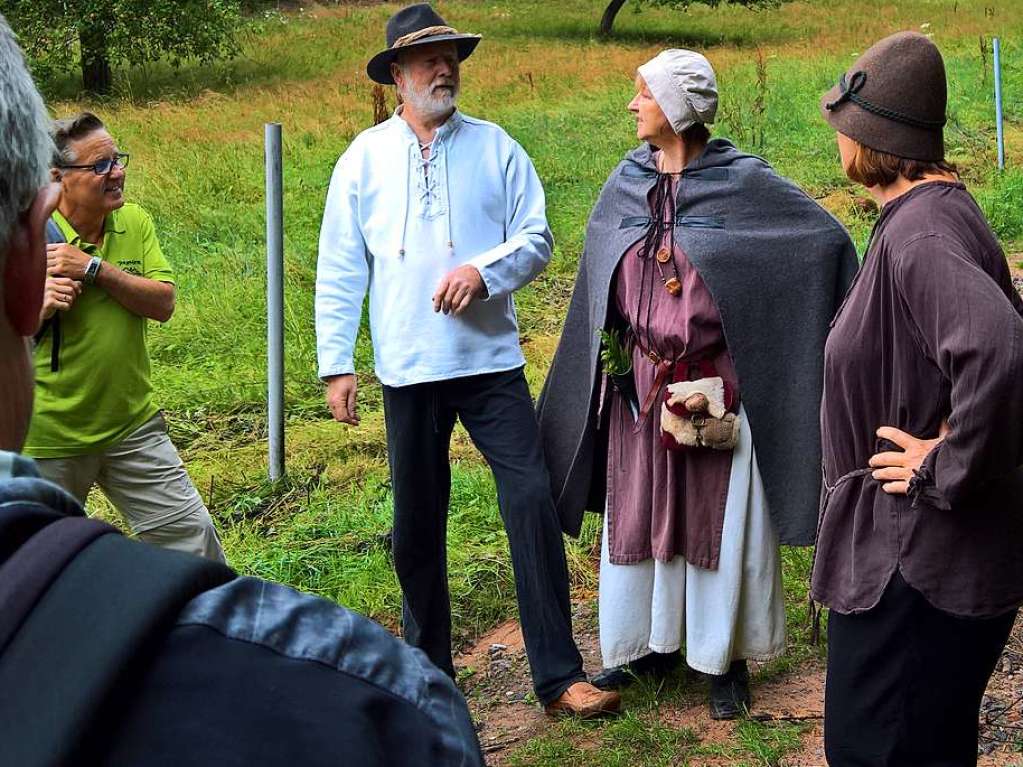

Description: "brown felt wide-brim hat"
820 31 947 162
367 3 481 85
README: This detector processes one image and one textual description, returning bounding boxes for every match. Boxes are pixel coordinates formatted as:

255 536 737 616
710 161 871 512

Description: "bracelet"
83 256 102 285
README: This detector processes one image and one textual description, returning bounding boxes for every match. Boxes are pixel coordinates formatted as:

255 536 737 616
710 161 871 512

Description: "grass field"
29 0 1023 763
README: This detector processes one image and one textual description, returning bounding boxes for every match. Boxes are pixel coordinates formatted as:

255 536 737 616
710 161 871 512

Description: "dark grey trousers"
382 366 585 705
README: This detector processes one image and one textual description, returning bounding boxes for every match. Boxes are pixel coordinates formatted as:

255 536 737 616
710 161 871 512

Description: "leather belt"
632 339 726 424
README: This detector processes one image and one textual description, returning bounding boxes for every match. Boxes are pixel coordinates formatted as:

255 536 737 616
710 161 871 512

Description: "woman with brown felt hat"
814 31 1023 765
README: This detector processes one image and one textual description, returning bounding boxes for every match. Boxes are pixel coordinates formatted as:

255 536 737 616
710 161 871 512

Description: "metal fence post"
994 37 1005 171
265 123 285 482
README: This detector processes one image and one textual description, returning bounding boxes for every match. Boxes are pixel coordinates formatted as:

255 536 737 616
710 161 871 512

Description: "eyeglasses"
58 152 130 175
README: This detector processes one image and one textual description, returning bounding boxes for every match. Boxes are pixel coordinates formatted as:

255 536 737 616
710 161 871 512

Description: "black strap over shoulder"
34 219 69 372
0 516 115 655
0 517 235 767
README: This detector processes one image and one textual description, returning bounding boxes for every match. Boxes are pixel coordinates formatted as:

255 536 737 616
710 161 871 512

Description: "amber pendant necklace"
654 247 682 296
650 154 684 296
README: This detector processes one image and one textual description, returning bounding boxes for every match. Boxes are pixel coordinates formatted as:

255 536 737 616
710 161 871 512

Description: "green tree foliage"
600 0 785 36
1 0 242 94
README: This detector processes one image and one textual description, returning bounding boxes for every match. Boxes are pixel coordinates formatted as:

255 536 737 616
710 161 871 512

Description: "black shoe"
708 660 751 720
591 651 681 691
590 665 633 691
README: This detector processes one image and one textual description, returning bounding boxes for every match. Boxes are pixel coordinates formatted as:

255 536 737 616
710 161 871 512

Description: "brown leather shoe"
544 681 622 719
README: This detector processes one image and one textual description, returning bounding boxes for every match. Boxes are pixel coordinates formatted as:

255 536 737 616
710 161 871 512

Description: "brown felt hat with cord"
821 31 947 162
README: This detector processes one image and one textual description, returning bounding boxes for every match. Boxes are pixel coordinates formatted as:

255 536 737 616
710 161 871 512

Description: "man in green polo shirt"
26 112 224 562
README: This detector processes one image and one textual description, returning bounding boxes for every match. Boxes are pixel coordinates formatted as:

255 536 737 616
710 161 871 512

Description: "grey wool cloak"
537 139 858 546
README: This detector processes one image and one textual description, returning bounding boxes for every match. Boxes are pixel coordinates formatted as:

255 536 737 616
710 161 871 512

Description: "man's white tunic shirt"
316 109 553 387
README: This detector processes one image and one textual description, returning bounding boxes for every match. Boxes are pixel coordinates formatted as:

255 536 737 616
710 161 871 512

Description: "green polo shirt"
24 203 175 458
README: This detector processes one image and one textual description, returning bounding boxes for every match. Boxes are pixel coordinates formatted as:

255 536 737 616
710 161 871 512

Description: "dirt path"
455 599 603 761
457 602 1022 766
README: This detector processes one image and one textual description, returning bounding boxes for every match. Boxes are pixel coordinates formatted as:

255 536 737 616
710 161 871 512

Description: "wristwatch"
83 256 102 285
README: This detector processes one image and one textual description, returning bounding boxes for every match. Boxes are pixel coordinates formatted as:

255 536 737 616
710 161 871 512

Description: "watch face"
86 257 101 283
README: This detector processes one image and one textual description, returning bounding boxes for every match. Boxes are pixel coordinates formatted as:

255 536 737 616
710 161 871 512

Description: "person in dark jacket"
814 31 1023 766
537 49 857 719
0 13 483 766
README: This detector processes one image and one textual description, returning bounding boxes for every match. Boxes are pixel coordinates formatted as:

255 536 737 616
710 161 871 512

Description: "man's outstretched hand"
433 264 484 316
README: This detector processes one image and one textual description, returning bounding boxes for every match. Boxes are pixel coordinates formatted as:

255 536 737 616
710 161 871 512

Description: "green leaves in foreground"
599 328 634 376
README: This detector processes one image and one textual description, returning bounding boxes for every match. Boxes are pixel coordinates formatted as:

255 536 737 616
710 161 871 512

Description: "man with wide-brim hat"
316 3 621 719
366 3 481 85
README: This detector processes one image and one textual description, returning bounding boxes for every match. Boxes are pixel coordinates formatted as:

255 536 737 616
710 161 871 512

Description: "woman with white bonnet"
538 50 857 717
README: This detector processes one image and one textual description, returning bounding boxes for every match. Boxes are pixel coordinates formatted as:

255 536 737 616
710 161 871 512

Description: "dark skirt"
825 571 1016 767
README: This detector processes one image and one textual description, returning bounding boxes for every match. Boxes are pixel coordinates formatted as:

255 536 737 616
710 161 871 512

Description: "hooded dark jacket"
0 451 483 767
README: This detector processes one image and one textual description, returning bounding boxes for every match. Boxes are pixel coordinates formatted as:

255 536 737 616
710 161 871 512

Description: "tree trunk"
80 25 112 94
599 0 628 36
372 84 389 125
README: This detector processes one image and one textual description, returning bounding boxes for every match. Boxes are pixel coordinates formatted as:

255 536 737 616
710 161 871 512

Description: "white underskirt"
598 406 786 675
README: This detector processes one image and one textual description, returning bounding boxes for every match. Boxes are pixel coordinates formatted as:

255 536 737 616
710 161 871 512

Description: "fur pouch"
660 376 740 451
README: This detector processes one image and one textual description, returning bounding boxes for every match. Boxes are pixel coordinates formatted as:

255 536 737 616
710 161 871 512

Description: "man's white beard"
402 79 459 120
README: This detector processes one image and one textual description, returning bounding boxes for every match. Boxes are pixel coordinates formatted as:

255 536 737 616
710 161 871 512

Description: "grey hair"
52 112 106 166
0 13 53 260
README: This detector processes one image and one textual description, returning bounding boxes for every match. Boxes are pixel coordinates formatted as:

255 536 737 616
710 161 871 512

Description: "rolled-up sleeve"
468 140 553 300
315 151 370 380
895 234 1023 509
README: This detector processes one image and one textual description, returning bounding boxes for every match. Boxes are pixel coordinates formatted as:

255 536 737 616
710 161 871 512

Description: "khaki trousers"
35 413 226 563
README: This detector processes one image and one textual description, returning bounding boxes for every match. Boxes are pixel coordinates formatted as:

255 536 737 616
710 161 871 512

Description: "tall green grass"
46 3 1016 417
